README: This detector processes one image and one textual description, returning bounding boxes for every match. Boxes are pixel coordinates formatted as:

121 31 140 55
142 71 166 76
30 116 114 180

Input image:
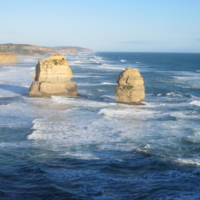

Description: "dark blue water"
0 52 200 199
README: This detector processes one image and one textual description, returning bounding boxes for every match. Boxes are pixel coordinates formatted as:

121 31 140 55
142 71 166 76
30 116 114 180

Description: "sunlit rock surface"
0 51 18 64
29 54 78 97
115 68 145 104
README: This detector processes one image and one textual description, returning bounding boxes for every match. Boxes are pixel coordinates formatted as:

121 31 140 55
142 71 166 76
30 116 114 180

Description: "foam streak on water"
0 53 200 199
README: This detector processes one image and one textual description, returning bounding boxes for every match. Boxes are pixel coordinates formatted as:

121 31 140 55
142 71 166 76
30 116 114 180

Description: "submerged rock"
115 68 145 104
29 54 78 97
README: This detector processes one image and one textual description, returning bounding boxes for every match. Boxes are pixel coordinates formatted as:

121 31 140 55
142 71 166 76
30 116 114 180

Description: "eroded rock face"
29 54 78 97
0 51 18 64
115 68 145 104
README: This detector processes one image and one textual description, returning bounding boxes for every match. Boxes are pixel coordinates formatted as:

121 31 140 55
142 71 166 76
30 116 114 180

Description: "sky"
0 0 200 52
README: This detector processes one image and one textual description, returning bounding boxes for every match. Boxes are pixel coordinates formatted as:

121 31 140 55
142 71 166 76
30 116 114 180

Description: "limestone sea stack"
0 51 18 64
115 68 145 104
29 54 78 97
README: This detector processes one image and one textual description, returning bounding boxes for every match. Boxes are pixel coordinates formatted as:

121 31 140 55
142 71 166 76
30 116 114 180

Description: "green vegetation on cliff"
0 49 15 55
0 43 93 56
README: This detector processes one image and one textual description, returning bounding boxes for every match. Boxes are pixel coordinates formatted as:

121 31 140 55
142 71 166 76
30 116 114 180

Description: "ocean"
0 52 200 199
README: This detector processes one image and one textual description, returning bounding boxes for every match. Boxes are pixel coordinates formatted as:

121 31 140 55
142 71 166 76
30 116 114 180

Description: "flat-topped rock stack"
29 54 78 97
0 51 18 64
115 68 145 104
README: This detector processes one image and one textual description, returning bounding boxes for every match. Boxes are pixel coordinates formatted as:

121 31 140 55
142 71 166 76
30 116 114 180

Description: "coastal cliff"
0 50 18 64
54 46 93 53
0 43 93 56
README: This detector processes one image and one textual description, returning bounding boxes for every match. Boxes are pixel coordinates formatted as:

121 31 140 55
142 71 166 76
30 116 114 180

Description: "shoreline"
16 52 94 57
0 62 21 66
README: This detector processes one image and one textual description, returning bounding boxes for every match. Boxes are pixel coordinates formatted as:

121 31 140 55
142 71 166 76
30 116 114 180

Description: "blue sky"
0 0 200 52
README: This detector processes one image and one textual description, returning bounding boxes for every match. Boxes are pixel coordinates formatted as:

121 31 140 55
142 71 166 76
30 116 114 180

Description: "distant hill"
0 43 93 56
0 49 15 54
53 46 93 53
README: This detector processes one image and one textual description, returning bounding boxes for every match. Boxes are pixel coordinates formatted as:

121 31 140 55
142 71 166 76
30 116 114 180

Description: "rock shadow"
0 84 29 96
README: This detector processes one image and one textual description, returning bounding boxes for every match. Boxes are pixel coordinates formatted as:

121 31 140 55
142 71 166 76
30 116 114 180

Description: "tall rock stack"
29 54 78 97
115 68 145 104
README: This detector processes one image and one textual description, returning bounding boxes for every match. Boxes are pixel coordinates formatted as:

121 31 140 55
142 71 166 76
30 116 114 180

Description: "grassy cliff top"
0 43 93 56
0 49 15 55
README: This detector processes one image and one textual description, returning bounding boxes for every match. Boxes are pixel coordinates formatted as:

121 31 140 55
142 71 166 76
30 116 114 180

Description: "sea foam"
101 82 117 85
190 100 200 107
51 96 111 108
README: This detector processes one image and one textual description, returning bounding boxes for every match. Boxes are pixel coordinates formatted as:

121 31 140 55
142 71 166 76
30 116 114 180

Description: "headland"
0 43 93 57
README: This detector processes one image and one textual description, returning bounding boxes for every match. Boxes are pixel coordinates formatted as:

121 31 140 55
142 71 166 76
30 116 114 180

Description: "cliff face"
0 43 93 56
0 51 18 64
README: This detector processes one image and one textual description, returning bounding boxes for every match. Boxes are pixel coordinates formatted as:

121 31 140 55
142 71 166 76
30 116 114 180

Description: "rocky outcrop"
0 51 18 64
0 43 93 56
115 68 145 104
29 54 78 97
